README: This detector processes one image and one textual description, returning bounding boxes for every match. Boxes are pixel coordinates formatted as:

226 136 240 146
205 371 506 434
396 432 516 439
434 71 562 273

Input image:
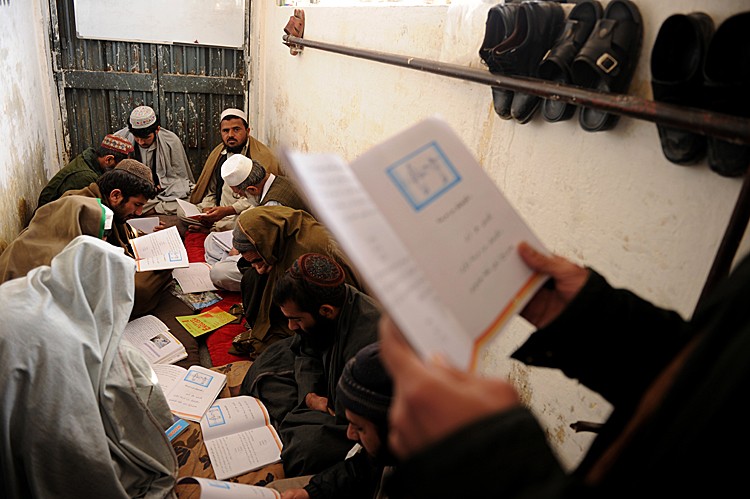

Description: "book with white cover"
122 315 187 365
152 364 227 422
200 396 283 480
176 198 206 219
282 117 548 371
172 262 218 293
130 225 189 271
127 216 160 234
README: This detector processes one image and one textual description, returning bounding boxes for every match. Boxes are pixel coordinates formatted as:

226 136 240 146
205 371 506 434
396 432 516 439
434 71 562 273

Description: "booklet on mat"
172 262 218 293
199 396 283 481
282 116 548 371
176 477 280 498
130 225 189 271
122 315 187 365
152 364 227 422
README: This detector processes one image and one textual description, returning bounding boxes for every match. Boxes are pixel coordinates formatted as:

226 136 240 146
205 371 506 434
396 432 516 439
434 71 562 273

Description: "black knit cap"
336 343 392 424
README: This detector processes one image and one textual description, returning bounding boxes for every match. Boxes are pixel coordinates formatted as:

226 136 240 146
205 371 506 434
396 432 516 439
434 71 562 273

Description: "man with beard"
65 160 204 367
185 108 281 232
273 343 396 499
240 253 379 477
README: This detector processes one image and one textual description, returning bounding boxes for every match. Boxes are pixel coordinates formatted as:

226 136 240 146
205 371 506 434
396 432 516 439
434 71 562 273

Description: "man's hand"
281 489 310 499
304 393 332 414
200 206 236 224
379 315 520 459
152 221 167 232
517 242 589 329
228 247 240 256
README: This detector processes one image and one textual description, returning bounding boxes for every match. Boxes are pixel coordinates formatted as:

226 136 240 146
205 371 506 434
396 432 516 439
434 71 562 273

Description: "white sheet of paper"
172 262 218 293
176 198 205 218
283 117 547 371
176 477 280 498
127 216 160 234
130 226 189 271
212 230 234 252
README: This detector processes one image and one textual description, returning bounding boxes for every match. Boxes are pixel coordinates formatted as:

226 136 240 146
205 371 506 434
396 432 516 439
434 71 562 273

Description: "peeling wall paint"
251 0 750 469
0 0 62 243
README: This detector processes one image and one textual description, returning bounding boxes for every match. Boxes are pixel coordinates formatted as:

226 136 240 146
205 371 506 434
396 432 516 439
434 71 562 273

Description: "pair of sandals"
539 0 642 131
651 11 750 177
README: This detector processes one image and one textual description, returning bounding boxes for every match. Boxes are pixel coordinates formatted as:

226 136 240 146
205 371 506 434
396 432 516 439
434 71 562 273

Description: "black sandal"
538 0 603 123
571 0 643 132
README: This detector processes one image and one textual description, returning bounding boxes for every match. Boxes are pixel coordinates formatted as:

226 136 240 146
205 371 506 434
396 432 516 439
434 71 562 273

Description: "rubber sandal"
479 3 521 120
538 0 603 123
571 0 643 132
703 11 750 177
651 13 714 165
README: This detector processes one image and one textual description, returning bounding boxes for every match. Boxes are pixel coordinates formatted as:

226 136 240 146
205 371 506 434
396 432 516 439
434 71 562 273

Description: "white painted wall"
0 0 63 243
249 0 750 469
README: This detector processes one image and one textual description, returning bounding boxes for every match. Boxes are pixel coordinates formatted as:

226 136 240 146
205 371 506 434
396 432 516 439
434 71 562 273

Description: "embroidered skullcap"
129 106 157 129
222 154 254 187
114 159 154 185
100 134 134 155
336 343 392 424
232 224 257 254
220 108 247 123
290 253 345 287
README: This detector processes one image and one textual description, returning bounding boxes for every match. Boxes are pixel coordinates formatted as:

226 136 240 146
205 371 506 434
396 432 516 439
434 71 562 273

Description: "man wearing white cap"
186 108 281 233
115 105 194 215
205 153 310 291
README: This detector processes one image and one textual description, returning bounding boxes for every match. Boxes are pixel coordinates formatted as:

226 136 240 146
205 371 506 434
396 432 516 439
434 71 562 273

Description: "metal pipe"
283 34 750 146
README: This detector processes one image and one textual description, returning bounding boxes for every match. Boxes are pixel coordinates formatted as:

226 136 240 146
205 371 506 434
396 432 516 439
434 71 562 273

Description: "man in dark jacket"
240 253 379 477
380 241 750 498
277 343 395 499
37 134 133 207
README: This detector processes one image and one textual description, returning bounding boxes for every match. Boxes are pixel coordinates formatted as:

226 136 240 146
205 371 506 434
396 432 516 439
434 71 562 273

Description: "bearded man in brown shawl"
229 205 362 358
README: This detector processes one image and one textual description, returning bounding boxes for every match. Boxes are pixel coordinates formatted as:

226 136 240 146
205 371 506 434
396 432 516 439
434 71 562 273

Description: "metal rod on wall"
282 30 750 304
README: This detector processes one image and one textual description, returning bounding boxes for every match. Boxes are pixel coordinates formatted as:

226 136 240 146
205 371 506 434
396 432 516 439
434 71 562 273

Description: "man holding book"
240 253 380 477
205 153 311 292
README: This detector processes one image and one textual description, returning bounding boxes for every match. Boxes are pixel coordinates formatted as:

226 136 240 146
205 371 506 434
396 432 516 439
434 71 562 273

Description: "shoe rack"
281 10 750 306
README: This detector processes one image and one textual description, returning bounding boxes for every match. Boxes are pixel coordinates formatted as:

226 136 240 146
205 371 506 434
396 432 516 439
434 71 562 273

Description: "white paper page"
172 263 218 293
351 117 547 345
283 117 547 370
201 396 272 439
284 150 471 368
122 315 183 364
127 216 160 234
151 363 185 395
131 226 189 271
212 230 234 251
176 198 205 218
152 364 226 422
176 477 281 498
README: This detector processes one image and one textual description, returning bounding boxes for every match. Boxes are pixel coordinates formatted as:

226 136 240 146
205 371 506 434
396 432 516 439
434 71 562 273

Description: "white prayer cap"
129 106 157 129
222 154 254 186
220 108 247 123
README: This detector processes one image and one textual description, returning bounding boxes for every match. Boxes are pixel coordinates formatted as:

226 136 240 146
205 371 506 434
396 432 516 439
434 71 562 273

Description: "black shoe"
571 0 643 132
538 0 603 122
703 11 750 177
651 12 714 165
480 3 522 119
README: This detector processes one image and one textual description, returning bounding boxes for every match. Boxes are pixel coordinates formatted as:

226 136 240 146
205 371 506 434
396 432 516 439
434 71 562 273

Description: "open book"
176 477 280 498
172 262 219 293
200 396 283 481
283 117 547 371
177 198 207 219
130 225 189 271
127 216 160 235
122 315 187 365
152 364 227 422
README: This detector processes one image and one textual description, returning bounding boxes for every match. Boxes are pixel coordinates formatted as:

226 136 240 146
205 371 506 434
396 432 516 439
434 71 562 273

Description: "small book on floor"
122 315 188 365
283 116 548 372
176 477 280 498
151 364 227 422
199 396 283 481
130 225 189 271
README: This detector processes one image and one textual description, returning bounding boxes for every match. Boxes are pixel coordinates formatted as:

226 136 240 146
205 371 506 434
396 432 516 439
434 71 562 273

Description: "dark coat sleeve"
512 270 691 407
304 447 382 499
